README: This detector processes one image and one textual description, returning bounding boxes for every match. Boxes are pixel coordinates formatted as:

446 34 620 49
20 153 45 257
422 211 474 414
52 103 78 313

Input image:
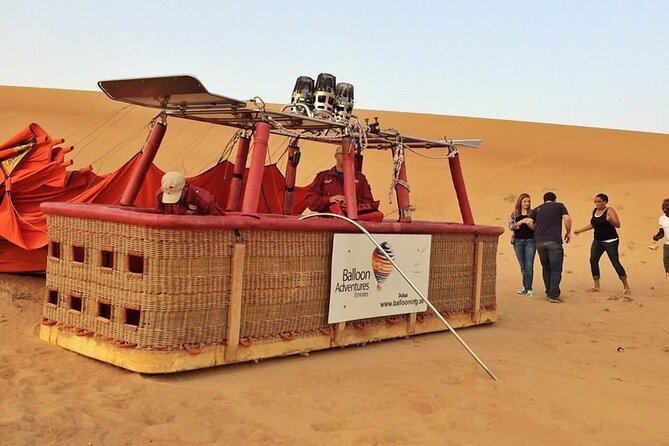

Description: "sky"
1 0 668 134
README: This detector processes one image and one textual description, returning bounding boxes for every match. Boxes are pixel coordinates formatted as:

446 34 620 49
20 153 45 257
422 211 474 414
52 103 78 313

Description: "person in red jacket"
155 171 225 216
306 146 375 214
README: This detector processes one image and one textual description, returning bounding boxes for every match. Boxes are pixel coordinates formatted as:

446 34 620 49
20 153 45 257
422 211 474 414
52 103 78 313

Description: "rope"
387 141 410 204
70 105 136 158
349 115 368 150
66 104 133 147
77 111 163 189
216 129 244 165
6 190 48 235
405 145 458 159
174 125 215 173
269 136 292 165
258 137 292 213
85 119 153 173
249 97 301 139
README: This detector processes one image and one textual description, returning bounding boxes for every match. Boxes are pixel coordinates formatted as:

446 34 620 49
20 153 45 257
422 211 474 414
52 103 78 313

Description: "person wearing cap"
305 146 375 214
155 171 225 216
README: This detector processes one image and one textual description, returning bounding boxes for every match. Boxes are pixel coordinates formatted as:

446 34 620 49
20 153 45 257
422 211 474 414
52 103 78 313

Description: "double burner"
287 73 354 122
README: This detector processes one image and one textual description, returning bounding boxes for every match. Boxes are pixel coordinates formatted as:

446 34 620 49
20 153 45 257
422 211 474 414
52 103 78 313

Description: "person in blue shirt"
522 192 571 303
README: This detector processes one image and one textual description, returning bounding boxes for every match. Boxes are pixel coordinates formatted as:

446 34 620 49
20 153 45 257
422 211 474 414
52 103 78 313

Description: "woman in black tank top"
574 193 631 295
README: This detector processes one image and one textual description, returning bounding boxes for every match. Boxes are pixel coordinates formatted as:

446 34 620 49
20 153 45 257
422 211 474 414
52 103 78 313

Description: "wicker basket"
41 212 500 370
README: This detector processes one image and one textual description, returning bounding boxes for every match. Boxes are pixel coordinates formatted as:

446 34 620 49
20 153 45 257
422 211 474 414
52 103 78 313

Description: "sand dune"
1 85 668 445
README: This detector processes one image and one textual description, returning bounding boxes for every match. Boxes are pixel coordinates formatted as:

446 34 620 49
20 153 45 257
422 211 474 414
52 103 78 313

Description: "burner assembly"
284 73 354 123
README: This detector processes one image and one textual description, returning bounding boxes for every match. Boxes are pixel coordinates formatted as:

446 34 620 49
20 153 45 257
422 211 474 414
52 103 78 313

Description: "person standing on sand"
574 193 631 295
525 192 571 303
652 198 669 276
509 193 536 296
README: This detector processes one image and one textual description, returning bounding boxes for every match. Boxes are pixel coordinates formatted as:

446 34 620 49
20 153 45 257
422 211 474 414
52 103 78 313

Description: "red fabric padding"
328 200 384 222
0 241 46 273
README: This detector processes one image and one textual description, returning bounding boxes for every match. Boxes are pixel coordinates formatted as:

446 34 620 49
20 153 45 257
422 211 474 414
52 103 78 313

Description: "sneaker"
517 290 526 295
546 297 562 303
525 290 534 296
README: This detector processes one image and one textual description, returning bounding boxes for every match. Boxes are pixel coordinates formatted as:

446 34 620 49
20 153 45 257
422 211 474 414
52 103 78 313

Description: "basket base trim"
39 310 496 373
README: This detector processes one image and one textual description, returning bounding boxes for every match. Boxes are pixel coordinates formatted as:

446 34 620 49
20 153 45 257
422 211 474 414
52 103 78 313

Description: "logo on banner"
371 241 395 291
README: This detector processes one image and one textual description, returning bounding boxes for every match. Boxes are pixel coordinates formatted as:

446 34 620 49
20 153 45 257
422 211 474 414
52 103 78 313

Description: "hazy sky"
1 0 668 134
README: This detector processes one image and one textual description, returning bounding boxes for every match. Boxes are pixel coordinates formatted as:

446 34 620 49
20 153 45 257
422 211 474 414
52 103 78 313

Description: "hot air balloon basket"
40 211 499 373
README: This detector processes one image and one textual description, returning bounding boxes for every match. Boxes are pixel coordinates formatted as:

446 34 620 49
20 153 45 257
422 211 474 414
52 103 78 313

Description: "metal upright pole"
449 153 474 225
226 135 251 211
241 121 271 215
283 139 300 215
341 137 358 220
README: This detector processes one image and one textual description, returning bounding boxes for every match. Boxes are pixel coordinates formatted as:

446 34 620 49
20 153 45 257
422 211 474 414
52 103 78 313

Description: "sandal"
586 287 600 292
623 289 632 296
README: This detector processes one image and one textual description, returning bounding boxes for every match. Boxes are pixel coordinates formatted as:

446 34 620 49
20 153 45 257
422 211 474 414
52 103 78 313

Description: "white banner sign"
328 233 431 323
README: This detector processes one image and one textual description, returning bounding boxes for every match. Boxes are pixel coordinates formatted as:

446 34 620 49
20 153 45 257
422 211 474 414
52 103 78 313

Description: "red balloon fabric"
0 124 310 272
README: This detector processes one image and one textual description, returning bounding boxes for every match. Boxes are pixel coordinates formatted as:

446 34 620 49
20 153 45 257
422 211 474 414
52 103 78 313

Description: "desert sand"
1 85 668 445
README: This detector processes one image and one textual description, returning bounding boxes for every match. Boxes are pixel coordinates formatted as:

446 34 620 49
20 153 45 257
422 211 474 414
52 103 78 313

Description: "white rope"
387 140 410 204
349 115 368 150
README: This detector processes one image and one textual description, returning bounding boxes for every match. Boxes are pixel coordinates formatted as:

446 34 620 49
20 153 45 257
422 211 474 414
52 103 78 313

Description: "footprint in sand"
607 294 633 302
311 420 346 432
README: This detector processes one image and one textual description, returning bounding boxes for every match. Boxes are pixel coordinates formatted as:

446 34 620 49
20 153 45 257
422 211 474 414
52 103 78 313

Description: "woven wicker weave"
42 214 499 352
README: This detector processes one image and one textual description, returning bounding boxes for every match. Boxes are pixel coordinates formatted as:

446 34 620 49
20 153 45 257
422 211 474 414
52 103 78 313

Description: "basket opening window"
69 294 83 312
72 245 85 263
127 254 144 275
98 301 112 320
100 249 115 269
124 307 141 327
49 241 61 259
46 289 59 306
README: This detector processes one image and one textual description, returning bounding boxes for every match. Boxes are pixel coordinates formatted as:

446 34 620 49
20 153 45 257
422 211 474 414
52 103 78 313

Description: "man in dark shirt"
526 192 571 302
155 171 225 216
305 146 374 213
